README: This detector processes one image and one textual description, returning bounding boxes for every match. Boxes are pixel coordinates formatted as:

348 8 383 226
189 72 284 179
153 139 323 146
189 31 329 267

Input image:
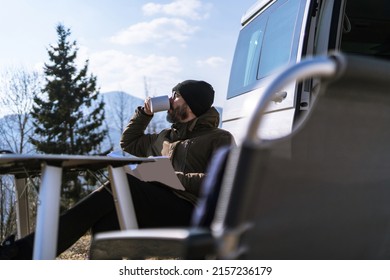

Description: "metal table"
0 153 154 259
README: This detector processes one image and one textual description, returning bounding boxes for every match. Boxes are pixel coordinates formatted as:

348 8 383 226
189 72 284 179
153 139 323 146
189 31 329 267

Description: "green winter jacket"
120 106 235 205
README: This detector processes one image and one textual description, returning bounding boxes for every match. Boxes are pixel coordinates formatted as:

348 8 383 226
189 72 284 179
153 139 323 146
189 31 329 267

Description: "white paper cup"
150 95 170 113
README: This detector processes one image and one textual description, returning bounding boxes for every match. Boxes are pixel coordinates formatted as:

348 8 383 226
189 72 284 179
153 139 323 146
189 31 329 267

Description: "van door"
223 0 325 143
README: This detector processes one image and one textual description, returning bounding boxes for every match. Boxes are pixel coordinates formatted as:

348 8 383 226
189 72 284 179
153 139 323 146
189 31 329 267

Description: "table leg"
15 178 30 238
33 164 62 260
108 166 138 229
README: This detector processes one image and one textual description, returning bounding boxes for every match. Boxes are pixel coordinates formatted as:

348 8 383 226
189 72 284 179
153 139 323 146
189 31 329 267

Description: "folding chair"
240 53 390 259
90 53 390 259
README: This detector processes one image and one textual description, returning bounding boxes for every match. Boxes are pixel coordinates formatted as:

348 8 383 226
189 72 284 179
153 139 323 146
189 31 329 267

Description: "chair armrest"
89 228 215 260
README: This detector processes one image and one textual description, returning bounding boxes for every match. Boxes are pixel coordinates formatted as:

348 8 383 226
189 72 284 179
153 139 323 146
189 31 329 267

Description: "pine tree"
30 24 108 206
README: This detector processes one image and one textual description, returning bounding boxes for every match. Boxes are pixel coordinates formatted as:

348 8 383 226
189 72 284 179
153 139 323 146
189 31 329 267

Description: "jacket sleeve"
175 133 236 197
175 172 205 197
120 106 158 157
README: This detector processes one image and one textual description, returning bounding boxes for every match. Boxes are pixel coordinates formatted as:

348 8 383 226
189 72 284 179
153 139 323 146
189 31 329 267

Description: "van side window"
244 29 265 86
232 17 267 90
227 0 303 99
258 0 301 79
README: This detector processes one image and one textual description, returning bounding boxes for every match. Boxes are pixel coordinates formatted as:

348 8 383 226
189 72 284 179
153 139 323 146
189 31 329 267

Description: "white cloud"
142 0 212 20
109 17 199 46
87 49 182 98
197 56 226 68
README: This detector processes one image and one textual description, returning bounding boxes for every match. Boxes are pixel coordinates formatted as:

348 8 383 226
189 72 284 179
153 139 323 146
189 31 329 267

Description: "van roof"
241 0 274 25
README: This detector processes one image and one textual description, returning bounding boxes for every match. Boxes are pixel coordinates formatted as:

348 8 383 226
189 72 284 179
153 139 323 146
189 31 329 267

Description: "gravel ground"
56 233 91 260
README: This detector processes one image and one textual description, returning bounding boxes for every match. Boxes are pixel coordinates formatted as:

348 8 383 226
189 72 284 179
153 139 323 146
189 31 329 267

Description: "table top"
0 153 154 177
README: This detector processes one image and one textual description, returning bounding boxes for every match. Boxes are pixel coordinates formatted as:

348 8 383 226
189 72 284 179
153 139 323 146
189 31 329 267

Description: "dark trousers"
15 175 194 259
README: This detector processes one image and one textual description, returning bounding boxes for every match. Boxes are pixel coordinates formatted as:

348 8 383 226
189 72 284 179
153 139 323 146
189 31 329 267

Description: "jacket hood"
173 107 220 130
170 107 220 140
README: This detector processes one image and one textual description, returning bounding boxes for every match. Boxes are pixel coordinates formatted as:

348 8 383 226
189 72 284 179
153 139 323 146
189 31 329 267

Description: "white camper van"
223 0 390 142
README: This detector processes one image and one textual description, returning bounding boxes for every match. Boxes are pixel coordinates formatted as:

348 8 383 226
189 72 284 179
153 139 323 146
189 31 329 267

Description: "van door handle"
272 91 287 103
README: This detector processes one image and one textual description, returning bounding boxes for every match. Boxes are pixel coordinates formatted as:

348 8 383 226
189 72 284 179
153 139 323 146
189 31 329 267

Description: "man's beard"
166 103 190 123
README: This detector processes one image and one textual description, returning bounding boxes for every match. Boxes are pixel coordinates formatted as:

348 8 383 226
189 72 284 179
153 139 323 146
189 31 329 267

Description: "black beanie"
172 80 215 117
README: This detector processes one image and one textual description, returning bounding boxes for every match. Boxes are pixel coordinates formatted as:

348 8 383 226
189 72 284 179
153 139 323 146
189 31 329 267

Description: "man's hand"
143 97 153 115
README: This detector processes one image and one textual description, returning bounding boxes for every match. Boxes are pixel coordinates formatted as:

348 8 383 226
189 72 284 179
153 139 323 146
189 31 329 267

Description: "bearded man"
0 80 235 259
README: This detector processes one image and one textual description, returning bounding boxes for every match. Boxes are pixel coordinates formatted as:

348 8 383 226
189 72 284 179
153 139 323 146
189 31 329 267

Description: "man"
0 80 235 259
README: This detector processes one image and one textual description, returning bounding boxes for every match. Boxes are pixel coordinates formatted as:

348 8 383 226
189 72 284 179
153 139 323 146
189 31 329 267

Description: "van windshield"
227 0 304 99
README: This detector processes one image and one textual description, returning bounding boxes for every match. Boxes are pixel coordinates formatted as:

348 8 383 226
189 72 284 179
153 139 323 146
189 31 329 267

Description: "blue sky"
0 0 256 108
